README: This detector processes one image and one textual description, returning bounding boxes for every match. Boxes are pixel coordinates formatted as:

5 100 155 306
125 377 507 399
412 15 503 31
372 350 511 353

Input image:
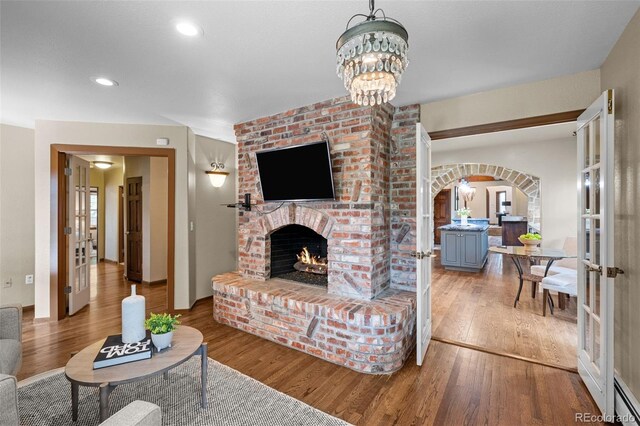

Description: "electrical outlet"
25 274 34 285
4 278 12 288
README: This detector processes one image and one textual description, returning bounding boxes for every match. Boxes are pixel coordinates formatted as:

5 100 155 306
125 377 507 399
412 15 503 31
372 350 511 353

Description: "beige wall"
514 187 529 218
433 137 577 248
0 125 35 306
421 69 601 133
104 166 123 262
194 135 237 300
149 157 168 282
34 121 192 316
601 8 640 401
445 180 527 224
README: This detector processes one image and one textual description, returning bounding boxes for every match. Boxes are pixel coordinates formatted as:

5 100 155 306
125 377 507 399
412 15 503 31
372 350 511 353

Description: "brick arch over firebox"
259 203 334 239
431 163 541 225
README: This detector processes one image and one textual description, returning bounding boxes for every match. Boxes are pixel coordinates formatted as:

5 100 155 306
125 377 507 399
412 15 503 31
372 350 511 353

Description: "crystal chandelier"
336 0 409 106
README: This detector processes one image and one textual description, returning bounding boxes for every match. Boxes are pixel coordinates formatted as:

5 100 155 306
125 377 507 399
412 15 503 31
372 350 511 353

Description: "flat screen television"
256 141 335 202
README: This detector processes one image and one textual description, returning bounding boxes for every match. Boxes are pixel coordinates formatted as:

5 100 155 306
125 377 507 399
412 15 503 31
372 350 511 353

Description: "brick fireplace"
212 96 421 373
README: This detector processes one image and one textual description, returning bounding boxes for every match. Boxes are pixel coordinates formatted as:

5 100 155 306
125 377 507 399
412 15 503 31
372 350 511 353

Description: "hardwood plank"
18 262 602 425
432 249 578 369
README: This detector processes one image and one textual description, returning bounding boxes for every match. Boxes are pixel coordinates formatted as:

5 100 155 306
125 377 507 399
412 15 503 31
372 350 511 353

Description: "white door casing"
576 90 616 416
68 155 91 315
416 123 433 366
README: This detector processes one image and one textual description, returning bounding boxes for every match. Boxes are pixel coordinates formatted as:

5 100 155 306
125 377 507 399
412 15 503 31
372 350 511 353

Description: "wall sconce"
205 162 229 188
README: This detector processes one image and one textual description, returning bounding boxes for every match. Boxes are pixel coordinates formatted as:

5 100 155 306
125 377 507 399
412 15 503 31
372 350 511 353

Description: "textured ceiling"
1 1 638 142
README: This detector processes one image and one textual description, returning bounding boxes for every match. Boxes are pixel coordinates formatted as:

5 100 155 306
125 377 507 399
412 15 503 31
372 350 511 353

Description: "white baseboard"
615 375 640 425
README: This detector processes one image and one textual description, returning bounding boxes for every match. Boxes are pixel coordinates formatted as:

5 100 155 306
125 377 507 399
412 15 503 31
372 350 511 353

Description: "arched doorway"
431 163 541 226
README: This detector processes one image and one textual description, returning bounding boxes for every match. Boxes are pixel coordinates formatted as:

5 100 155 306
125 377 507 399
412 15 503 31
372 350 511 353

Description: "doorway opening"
429 122 579 371
50 145 175 321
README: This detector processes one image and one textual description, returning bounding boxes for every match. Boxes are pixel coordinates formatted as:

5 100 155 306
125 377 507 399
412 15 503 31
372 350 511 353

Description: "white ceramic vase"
151 331 173 351
121 284 146 343
461 215 469 226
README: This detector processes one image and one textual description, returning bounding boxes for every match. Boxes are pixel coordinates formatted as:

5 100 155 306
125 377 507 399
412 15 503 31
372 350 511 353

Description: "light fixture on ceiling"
176 21 202 37
206 162 229 188
458 179 476 203
93 161 114 169
336 0 409 106
92 77 119 87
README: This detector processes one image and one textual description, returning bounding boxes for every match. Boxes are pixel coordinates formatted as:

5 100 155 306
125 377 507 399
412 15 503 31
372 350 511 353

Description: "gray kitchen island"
438 223 489 272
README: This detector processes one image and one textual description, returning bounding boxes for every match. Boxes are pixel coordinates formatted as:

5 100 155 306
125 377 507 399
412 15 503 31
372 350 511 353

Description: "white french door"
68 155 91 315
416 123 433 366
576 90 617 416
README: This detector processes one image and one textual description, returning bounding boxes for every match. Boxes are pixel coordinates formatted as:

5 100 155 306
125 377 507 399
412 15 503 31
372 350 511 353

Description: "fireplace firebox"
270 224 328 286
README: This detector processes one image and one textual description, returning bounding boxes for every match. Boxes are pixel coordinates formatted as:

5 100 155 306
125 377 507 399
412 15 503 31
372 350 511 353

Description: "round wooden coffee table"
65 325 207 422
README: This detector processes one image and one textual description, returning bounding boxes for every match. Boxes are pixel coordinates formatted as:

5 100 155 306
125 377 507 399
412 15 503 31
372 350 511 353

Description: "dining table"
488 245 577 309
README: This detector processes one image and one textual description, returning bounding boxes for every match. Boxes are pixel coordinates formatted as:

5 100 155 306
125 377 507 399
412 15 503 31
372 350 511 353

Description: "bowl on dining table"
519 237 542 249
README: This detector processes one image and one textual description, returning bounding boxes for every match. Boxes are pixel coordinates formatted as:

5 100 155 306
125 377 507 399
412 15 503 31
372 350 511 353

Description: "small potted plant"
456 208 472 226
145 312 181 351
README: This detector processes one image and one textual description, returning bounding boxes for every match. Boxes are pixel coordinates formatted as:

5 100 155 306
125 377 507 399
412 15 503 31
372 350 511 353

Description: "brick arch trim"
431 163 541 225
259 203 334 239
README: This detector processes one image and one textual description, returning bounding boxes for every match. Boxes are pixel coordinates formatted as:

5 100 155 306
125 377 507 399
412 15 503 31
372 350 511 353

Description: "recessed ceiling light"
93 161 114 169
93 77 118 87
176 21 202 37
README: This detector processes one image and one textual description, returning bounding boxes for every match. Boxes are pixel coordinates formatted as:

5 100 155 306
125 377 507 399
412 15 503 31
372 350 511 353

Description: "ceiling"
1 1 638 142
432 121 575 153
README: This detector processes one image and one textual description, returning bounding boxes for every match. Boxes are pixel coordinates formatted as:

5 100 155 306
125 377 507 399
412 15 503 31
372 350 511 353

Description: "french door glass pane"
583 124 591 169
594 319 601 368
583 310 592 354
79 263 84 289
594 272 601 316
593 167 601 215
593 116 601 165
583 172 591 214
593 219 601 266
585 265 591 308
584 219 591 261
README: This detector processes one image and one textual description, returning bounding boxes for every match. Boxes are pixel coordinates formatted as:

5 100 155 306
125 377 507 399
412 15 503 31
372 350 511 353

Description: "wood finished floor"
432 249 578 370
19 262 600 426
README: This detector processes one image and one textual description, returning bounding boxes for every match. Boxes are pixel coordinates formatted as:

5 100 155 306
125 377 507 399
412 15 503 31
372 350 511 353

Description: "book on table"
93 333 153 369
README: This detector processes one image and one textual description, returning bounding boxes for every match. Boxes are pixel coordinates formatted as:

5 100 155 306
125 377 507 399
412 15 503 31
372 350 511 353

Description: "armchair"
0 304 22 375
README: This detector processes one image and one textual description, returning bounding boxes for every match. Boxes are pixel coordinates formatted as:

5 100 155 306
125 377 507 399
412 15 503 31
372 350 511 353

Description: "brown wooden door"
433 189 451 245
126 177 143 282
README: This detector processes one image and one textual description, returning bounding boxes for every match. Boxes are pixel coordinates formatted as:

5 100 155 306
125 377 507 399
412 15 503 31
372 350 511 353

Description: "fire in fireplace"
270 225 328 286
294 247 328 275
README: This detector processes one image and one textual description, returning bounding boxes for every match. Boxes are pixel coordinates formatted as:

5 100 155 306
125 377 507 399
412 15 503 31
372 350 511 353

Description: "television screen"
256 141 335 202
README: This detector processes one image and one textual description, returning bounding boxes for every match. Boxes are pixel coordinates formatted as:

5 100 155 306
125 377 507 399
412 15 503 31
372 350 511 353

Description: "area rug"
17 357 351 426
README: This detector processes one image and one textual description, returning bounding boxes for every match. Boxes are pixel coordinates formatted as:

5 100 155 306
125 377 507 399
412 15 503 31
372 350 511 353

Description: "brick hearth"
213 272 416 374
212 96 421 373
